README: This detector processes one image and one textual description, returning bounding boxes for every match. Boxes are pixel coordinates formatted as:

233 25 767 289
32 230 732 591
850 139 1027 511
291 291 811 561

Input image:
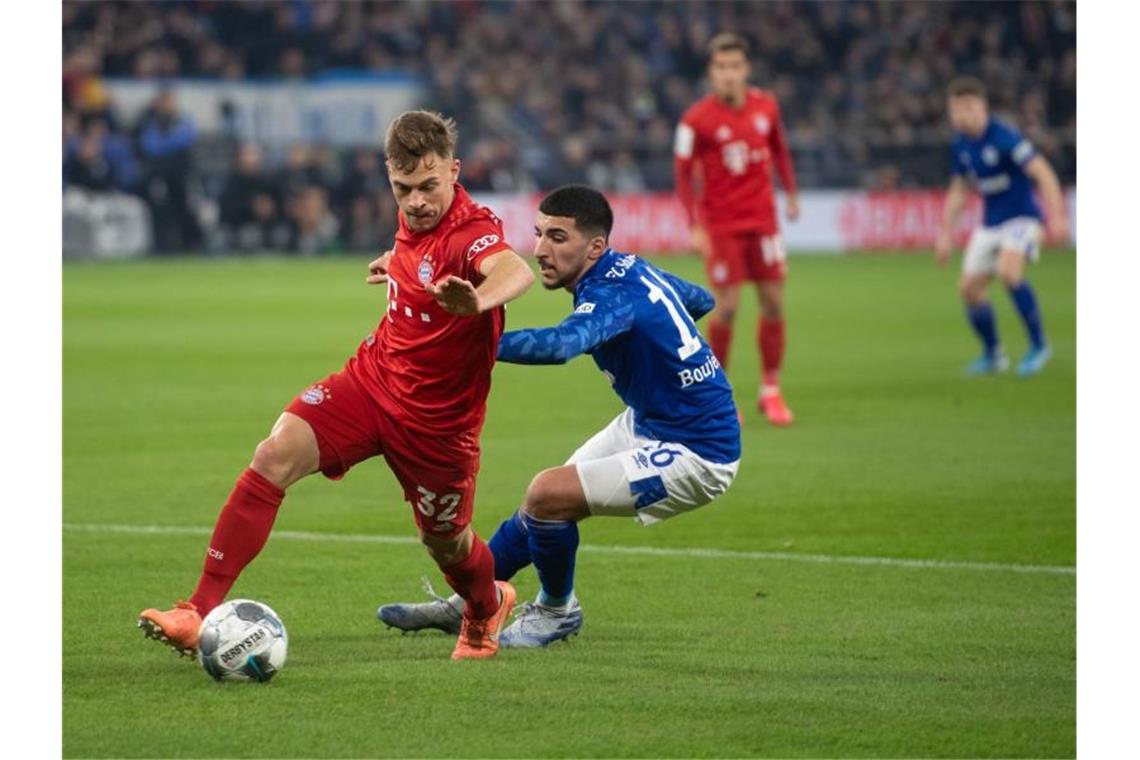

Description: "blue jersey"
497 249 741 464
950 118 1041 227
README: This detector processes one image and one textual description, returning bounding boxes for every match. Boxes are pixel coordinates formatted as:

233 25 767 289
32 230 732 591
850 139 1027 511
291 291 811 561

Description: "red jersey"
349 184 511 435
674 88 797 235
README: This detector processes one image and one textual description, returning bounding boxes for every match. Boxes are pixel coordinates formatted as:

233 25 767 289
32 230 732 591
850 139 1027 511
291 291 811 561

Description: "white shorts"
962 217 1043 276
566 408 739 526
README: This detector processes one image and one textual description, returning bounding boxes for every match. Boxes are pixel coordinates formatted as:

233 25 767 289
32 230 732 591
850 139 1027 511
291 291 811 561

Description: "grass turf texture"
64 251 1075 758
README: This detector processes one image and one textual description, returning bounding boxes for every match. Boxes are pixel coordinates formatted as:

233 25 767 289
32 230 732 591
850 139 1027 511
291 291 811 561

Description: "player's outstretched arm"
1024 155 1070 244
497 292 636 365
655 268 715 321
427 249 535 316
935 177 969 267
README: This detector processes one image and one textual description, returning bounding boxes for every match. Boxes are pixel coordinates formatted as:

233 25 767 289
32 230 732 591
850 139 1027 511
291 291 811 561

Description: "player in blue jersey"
934 77 1069 377
377 185 741 647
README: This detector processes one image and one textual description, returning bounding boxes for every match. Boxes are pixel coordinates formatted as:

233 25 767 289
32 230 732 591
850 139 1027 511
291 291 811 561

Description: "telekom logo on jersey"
386 278 433 323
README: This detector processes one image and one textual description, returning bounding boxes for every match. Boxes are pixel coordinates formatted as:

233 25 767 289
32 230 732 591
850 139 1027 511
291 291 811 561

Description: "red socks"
189 468 285 614
708 316 733 369
442 535 499 620
759 318 786 389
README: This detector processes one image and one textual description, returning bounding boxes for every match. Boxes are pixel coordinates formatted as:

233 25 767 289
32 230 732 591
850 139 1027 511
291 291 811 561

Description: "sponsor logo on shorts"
301 384 331 405
678 353 722 389
634 451 650 469
466 234 501 259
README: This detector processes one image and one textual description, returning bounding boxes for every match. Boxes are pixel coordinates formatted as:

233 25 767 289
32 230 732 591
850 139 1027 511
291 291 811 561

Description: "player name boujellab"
679 353 723 389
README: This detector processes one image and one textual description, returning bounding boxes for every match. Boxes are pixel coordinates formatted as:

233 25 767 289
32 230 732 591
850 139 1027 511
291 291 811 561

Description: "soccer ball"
197 599 288 682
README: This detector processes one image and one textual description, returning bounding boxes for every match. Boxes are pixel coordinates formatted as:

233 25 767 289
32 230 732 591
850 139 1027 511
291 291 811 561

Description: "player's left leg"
379 410 641 639
500 435 739 649
997 229 1050 376
753 234 792 425
379 422 513 660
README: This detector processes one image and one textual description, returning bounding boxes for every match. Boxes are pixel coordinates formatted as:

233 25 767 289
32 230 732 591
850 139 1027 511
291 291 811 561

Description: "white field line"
63 522 1075 577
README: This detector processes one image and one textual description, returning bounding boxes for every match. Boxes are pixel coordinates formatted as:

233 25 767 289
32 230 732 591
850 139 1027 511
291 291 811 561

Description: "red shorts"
706 230 787 287
285 367 480 538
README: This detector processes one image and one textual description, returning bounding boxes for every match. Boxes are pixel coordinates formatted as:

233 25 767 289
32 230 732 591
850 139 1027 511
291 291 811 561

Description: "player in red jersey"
674 33 799 425
138 111 535 661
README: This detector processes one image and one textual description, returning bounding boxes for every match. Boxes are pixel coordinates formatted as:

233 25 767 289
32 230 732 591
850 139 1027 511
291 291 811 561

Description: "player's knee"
713 305 737 324
250 435 302 489
958 277 983 304
523 470 565 520
420 530 468 566
760 300 782 320
997 262 1022 288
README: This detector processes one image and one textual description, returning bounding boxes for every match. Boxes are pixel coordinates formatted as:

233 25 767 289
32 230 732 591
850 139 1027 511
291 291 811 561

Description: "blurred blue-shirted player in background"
934 76 1070 377
379 185 741 647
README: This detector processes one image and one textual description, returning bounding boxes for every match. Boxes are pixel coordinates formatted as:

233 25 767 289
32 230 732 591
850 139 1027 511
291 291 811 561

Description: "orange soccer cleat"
138 601 202 656
759 390 795 427
451 581 516 661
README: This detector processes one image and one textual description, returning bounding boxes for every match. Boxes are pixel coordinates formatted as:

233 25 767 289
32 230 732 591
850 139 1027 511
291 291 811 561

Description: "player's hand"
366 249 393 284
786 194 800 221
426 275 482 316
1047 216 1070 245
690 226 710 258
934 229 953 269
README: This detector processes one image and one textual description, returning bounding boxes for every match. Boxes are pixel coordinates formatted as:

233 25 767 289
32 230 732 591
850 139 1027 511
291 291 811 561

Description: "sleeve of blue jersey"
997 122 1037 166
654 268 715 321
496 284 636 365
949 138 966 176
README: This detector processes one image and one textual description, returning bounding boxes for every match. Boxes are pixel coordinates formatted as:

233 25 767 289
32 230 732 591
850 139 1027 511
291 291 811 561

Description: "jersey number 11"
640 273 702 361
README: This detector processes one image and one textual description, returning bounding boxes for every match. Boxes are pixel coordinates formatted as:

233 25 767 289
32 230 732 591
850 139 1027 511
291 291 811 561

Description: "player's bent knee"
713 306 737 324
250 431 315 490
419 528 471 566
958 277 984 304
523 468 587 522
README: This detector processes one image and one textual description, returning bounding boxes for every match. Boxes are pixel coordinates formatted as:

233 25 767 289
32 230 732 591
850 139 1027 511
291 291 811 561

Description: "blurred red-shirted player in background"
138 111 535 661
674 33 799 425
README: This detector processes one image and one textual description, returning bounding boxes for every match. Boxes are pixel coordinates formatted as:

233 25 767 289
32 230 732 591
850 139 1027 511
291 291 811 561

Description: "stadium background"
61 2 1077 758
63 0 1076 257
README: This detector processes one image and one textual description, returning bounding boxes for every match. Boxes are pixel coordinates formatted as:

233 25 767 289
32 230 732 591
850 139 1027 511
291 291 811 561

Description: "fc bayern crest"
417 258 434 284
753 115 770 134
300 384 331 405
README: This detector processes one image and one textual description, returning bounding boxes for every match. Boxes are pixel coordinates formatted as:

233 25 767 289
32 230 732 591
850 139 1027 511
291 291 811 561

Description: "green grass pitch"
63 250 1075 758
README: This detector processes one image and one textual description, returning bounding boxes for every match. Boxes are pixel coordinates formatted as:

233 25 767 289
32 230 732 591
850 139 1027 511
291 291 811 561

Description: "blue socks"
1007 281 1045 350
486 508 580 607
522 512 579 608
487 509 532 582
966 302 1000 357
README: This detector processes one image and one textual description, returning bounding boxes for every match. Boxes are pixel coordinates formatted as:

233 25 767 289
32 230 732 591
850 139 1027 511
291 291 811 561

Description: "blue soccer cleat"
1016 345 1052 377
965 350 1009 376
377 579 463 635
500 598 583 648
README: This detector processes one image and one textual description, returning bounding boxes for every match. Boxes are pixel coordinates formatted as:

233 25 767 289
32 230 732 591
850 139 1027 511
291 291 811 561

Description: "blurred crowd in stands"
63 0 1076 254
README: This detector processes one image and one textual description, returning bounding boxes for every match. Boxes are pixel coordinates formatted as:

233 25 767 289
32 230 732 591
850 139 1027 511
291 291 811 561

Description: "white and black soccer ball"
197 599 288 682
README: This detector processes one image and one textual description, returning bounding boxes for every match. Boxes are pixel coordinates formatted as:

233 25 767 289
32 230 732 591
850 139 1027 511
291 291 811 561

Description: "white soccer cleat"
500 598 583 648
376 579 464 635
